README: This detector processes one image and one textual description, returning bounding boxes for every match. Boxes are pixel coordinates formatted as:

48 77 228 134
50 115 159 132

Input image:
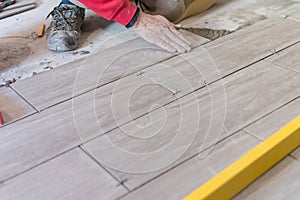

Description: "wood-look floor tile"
244 98 300 161
244 98 300 140
0 148 127 200
0 101 80 181
0 87 35 126
234 156 300 200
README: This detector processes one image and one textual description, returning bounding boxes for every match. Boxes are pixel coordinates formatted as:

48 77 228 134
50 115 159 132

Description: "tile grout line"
0 86 39 129
243 121 300 163
289 154 300 162
265 60 300 74
0 112 37 129
141 73 178 95
242 129 264 141
241 95 300 131
79 146 131 192
0 145 79 184
9 85 40 112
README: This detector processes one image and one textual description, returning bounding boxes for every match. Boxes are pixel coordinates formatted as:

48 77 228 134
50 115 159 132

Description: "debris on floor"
0 0 36 20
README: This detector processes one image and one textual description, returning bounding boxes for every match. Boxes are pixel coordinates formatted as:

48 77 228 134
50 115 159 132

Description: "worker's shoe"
46 4 85 51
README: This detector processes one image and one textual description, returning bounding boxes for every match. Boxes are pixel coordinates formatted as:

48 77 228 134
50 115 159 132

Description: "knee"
140 0 186 22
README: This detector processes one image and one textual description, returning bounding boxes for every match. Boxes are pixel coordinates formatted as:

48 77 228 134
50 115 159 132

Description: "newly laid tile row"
11 18 300 111
11 36 207 111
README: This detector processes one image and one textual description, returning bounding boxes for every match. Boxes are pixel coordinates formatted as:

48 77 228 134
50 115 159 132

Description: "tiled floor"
1 0 300 200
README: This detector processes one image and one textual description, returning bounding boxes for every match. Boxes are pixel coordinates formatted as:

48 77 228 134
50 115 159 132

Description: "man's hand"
132 12 192 53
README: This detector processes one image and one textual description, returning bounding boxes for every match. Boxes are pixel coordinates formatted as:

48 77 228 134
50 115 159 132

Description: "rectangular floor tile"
0 101 80 182
120 131 260 200
267 42 300 73
0 148 127 200
0 86 35 126
234 156 300 200
84 61 300 190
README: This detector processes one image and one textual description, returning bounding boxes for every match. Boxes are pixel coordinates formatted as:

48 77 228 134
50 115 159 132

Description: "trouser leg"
68 0 88 9
138 0 186 22
138 0 216 22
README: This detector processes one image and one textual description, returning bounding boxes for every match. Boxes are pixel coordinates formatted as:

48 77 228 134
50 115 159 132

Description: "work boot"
46 4 85 51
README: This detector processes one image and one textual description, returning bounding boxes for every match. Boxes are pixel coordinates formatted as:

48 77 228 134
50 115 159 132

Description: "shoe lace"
46 4 79 31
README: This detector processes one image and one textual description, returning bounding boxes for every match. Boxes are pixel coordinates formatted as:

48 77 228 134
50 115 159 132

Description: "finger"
163 30 192 53
170 26 192 46
153 37 178 53
158 33 187 53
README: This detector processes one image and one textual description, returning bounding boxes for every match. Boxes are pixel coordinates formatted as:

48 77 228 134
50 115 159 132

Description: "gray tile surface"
267 42 300 73
245 98 300 140
0 101 80 181
0 148 127 200
0 87 35 126
84 61 300 190
244 98 300 160
234 156 300 200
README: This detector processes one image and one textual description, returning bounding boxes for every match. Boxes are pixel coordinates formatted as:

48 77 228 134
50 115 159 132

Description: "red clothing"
78 0 138 26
